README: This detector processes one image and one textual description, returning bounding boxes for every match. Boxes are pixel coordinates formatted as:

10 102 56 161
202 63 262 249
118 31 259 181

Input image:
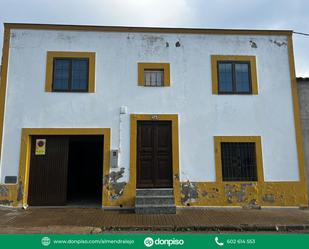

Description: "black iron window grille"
221 142 257 181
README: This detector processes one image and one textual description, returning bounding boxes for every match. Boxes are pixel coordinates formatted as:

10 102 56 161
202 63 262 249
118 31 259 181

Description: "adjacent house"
0 23 307 213
297 77 309 203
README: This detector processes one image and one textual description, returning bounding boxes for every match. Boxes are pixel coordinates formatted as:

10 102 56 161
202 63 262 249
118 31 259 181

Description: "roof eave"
3 23 293 36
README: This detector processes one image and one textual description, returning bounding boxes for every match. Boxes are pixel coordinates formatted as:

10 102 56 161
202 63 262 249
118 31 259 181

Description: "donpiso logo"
144 237 154 247
144 237 184 247
41 237 51 246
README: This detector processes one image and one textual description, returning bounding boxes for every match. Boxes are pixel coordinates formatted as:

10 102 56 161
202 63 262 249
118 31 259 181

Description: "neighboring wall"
297 77 309 203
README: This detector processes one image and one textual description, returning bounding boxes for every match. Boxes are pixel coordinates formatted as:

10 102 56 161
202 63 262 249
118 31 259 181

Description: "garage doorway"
28 135 104 207
67 136 103 206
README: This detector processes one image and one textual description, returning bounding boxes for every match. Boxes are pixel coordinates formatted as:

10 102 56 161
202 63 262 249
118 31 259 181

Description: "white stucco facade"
0 28 299 185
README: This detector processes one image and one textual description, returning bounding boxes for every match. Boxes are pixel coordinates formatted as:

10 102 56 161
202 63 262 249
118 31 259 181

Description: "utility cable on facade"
293 31 309 36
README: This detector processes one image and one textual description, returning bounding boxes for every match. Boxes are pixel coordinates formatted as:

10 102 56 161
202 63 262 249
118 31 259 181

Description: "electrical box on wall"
110 149 119 168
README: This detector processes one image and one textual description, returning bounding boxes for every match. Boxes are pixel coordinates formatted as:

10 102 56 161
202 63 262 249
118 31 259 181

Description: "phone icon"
215 237 224 246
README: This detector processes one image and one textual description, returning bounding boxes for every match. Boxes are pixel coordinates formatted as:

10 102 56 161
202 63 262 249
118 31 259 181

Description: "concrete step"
135 188 176 214
135 196 175 205
135 204 176 214
136 188 173 197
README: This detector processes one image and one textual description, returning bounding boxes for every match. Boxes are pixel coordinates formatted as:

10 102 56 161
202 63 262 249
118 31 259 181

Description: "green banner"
0 234 309 249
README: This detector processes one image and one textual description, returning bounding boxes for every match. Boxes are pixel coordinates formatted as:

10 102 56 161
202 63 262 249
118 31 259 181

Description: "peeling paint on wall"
269 39 287 47
142 35 165 44
0 199 13 206
103 167 127 201
0 185 9 197
17 181 23 202
140 34 169 55
243 199 261 209
263 194 275 203
260 183 294 205
56 33 78 43
10 32 16 39
224 183 257 203
181 181 198 205
109 182 126 201
174 174 179 181
174 181 307 208
0 184 18 207
142 35 165 48
109 168 125 183
202 187 220 200
249 40 257 48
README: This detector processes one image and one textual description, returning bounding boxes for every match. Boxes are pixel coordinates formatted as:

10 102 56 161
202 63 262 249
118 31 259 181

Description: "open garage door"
28 135 103 206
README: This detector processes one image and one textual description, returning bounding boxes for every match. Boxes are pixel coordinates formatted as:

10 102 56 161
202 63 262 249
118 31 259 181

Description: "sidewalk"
0 207 309 233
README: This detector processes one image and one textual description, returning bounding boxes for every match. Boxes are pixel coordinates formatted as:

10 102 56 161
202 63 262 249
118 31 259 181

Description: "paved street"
0 207 309 233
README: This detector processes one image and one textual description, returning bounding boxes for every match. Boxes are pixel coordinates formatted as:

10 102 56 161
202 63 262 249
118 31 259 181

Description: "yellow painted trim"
0 26 10 159
101 114 180 207
5 23 292 36
17 128 110 207
287 35 308 193
179 181 307 207
211 55 258 95
45 51 96 92
214 136 264 183
138 63 170 87
130 114 180 204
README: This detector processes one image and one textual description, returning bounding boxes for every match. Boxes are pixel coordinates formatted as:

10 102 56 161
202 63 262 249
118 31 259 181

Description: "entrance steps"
135 188 176 214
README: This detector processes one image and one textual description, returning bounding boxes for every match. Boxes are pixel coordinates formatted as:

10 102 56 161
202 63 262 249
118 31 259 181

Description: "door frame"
130 114 180 193
18 128 110 207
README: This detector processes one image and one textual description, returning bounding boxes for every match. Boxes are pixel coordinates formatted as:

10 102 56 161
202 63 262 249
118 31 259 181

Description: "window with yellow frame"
138 63 170 87
211 55 258 95
45 51 96 92
214 136 264 183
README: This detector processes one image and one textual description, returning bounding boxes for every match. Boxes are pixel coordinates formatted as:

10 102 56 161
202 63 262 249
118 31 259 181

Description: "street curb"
101 224 309 232
1 224 309 233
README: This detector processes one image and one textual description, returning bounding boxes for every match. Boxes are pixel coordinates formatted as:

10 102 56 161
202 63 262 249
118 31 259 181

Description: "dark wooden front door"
28 136 69 206
137 121 173 188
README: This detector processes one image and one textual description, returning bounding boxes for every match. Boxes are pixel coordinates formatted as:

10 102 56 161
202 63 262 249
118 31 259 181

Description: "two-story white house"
0 23 307 213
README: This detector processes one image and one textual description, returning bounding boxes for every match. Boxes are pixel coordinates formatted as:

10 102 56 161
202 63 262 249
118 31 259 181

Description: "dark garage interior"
67 136 103 207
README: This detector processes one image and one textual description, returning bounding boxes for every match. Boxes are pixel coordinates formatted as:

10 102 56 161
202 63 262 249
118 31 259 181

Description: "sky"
0 0 308 76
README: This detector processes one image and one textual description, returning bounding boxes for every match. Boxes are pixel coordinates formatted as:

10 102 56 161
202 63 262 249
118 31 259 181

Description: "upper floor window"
218 61 251 94
144 69 164 86
138 63 170 87
53 58 89 92
211 55 258 95
45 51 96 93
